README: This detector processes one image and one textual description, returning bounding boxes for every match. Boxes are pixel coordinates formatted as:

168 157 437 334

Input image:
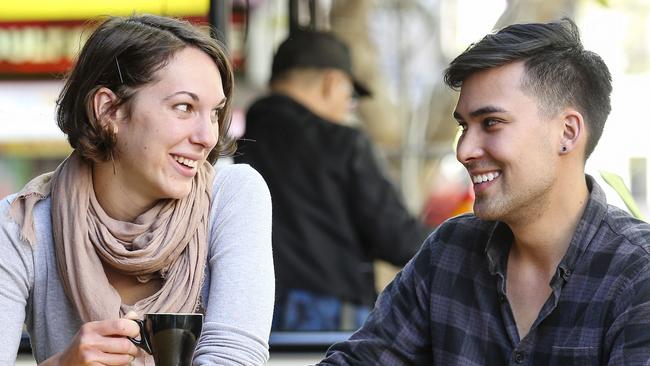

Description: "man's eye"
484 118 499 127
457 122 468 132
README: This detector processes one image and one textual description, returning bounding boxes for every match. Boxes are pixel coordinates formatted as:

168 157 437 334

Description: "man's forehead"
453 64 529 117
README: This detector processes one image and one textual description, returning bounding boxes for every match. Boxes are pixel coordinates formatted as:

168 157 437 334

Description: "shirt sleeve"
193 165 274 366
317 236 435 365
0 198 34 363
347 132 431 266
604 255 650 364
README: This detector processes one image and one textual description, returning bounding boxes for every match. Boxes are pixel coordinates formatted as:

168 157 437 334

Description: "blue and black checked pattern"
318 176 650 365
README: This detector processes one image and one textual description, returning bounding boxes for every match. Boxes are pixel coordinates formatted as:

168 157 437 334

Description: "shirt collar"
485 174 608 279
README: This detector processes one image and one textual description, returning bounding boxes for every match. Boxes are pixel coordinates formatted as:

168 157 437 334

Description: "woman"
0 14 274 365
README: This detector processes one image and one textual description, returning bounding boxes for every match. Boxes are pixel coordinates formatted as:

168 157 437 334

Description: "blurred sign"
0 80 65 140
0 21 89 75
0 1 211 76
1 0 209 21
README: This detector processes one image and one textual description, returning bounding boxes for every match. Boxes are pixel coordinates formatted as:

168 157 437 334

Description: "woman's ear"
92 87 120 133
559 108 585 155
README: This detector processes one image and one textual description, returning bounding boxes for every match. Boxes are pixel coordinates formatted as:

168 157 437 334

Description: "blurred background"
2 0 649 364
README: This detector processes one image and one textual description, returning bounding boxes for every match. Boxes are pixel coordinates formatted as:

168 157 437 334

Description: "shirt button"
514 351 525 363
498 294 506 303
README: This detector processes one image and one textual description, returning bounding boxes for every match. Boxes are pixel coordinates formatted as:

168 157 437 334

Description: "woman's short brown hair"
56 14 235 164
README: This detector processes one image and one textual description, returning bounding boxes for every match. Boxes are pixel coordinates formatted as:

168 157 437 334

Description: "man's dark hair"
56 14 235 164
444 18 612 159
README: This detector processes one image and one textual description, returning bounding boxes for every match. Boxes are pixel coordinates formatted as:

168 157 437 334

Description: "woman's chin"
161 184 193 201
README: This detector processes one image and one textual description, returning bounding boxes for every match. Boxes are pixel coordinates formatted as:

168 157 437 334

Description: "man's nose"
456 128 484 165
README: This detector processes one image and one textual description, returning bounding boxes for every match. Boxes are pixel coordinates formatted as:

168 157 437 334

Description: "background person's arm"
348 132 432 266
317 237 434 365
193 164 274 365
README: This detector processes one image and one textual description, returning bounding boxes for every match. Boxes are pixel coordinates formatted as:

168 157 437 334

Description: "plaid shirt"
318 176 650 365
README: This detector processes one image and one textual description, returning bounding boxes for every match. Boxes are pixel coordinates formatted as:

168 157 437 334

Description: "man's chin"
472 203 502 221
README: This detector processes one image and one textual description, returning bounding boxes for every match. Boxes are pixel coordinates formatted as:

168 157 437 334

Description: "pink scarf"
9 151 213 323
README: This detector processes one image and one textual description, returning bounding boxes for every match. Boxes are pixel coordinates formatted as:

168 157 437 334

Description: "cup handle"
127 319 153 355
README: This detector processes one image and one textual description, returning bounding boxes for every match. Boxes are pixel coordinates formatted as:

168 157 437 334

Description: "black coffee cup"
128 313 203 366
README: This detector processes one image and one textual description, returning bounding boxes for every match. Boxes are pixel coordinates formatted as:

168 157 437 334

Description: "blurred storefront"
0 0 251 198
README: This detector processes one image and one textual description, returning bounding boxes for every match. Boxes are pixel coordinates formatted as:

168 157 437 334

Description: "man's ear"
320 70 338 100
92 87 120 133
559 108 585 155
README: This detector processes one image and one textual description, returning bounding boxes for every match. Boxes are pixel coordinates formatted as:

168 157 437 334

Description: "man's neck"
504 170 589 339
507 171 589 274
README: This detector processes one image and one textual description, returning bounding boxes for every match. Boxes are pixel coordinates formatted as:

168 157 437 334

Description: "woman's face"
112 47 225 203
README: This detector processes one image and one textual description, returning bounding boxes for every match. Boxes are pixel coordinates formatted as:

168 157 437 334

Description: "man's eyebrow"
453 105 507 120
469 106 507 117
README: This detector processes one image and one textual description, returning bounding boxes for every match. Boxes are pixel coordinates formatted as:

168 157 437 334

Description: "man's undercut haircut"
444 18 612 159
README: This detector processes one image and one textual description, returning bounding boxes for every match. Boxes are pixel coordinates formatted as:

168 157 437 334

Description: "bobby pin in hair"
115 57 124 84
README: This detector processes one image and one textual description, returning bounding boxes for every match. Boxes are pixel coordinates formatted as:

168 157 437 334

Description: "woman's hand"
42 318 140 366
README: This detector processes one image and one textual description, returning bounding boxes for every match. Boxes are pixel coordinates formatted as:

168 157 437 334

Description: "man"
317 19 650 365
234 31 430 331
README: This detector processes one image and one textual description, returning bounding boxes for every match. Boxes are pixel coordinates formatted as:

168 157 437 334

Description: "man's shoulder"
601 204 650 254
436 213 497 236
423 213 496 252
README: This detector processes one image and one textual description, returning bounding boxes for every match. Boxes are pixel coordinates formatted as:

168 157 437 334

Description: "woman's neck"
92 160 155 222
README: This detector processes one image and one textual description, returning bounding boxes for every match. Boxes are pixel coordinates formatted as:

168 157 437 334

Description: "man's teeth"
172 155 198 168
472 171 500 184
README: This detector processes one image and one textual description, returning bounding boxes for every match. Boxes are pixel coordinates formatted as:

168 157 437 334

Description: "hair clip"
115 57 124 84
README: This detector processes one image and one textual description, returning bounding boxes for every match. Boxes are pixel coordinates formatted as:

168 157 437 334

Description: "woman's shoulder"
212 162 269 196
0 193 39 282
0 192 17 212
1 192 52 246
1 192 52 224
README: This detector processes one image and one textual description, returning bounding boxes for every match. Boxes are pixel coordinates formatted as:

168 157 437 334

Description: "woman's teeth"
472 171 500 184
172 155 198 168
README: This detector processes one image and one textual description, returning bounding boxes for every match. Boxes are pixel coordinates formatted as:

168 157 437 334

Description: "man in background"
235 31 430 331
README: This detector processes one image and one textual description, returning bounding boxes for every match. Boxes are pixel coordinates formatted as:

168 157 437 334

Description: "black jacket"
234 94 430 306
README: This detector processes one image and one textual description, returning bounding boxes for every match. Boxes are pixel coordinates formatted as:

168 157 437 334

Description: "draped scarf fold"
8 151 213 323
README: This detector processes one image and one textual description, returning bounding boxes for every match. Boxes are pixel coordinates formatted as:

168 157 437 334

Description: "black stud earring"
561 146 567 152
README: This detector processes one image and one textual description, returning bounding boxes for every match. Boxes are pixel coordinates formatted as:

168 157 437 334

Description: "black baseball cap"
271 31 371 97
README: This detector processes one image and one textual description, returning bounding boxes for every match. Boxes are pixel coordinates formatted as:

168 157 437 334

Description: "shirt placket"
496 266 568 365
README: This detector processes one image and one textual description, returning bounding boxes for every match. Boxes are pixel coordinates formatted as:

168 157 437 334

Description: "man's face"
322 70 356 123
454 61 563 223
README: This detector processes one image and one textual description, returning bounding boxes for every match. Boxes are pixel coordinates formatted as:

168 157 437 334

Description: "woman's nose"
191 114 218 150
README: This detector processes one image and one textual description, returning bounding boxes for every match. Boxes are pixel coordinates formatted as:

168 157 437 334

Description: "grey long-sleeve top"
0 164 274 365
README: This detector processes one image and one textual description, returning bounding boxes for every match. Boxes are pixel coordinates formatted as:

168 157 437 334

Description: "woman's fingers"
101 335 140 357
91 318 140 338
57 319 142 365
84 350 135 366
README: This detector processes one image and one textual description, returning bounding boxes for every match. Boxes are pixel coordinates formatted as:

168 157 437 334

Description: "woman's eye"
175 103 191 113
